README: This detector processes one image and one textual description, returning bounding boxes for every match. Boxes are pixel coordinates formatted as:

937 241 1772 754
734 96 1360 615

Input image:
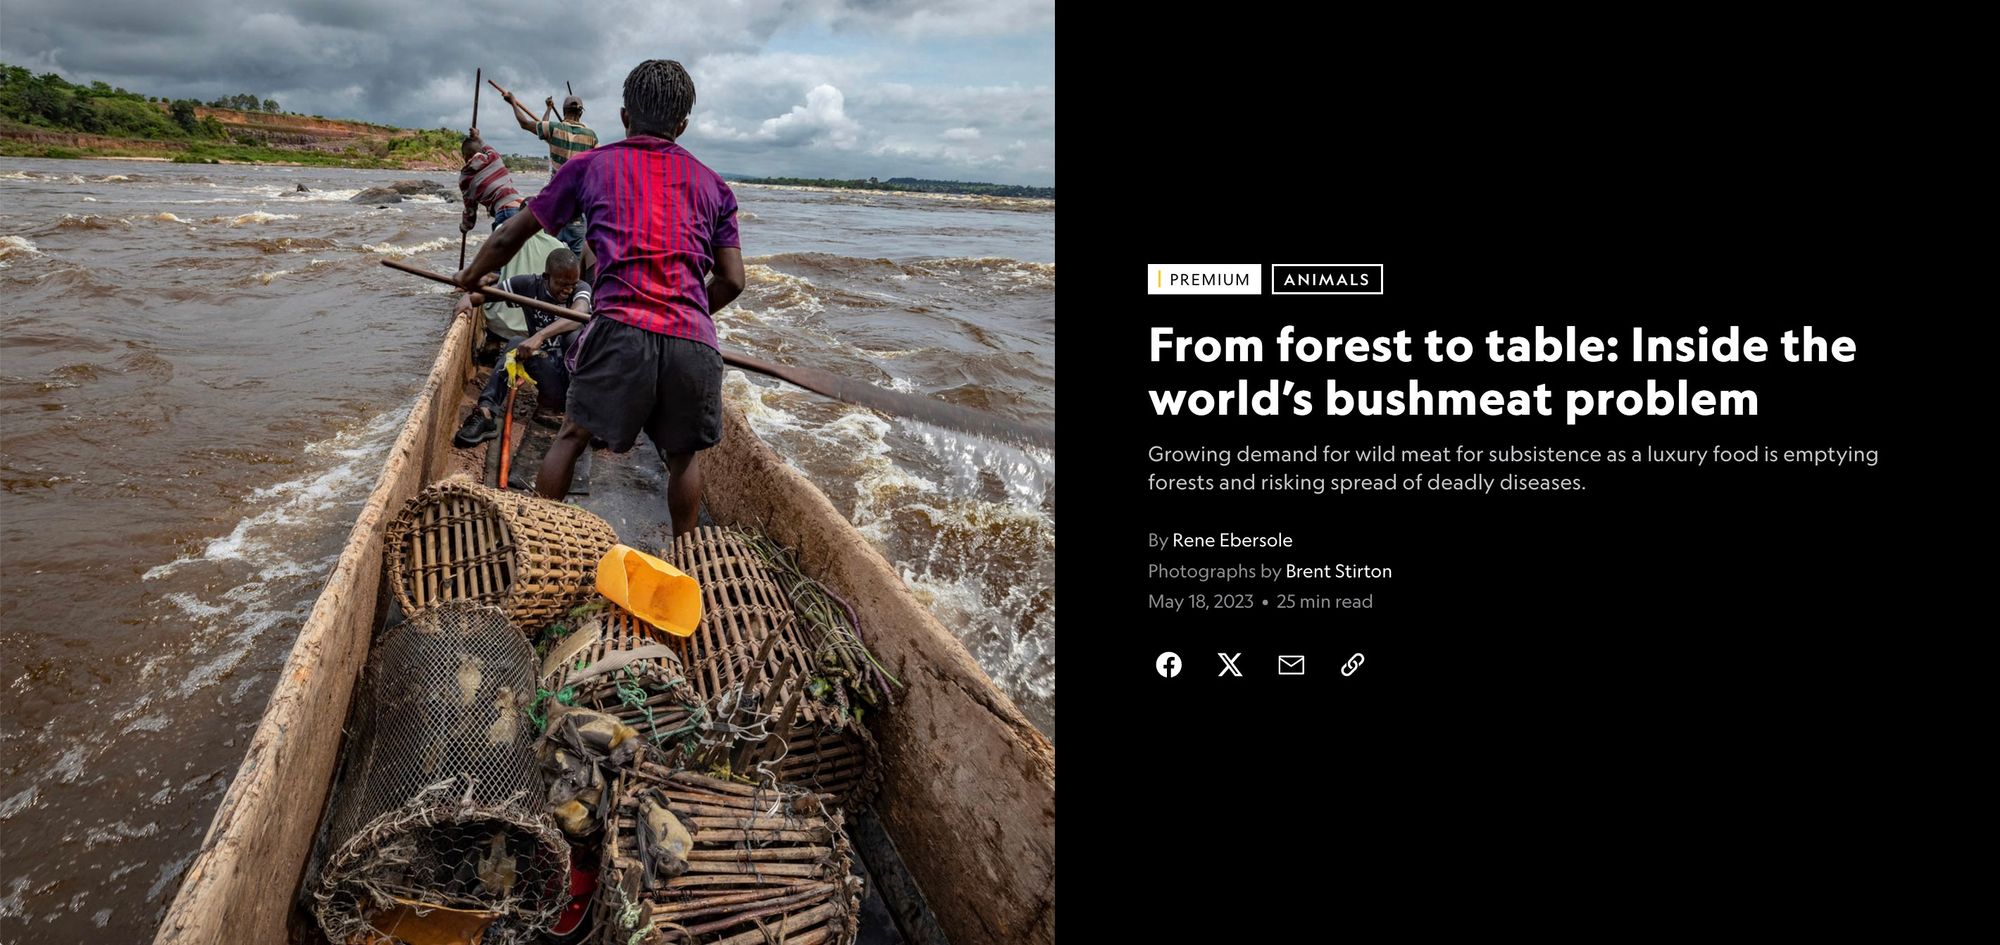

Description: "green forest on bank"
3 64 1052 191
0 63 458 166
732 174 1054 199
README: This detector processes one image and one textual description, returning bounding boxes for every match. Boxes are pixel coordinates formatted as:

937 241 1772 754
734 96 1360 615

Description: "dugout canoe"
153 312 1056 944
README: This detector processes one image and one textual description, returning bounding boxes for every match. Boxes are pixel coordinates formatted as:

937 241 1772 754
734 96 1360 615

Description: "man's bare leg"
663 451 702 540
537 420 592 498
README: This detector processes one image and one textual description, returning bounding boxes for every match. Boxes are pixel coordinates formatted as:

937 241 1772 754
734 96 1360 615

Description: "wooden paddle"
381 257 1054 449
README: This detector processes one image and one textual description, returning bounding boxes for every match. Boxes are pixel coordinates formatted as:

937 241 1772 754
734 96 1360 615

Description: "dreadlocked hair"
623 59 696 138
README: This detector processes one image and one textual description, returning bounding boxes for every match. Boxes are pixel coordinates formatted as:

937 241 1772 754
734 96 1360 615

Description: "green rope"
611 667 704 754
613 669 659 741
616 883 646 944
526 684 578 732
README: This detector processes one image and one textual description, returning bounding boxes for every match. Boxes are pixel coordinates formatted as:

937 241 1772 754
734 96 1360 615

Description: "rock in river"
349 179 458 204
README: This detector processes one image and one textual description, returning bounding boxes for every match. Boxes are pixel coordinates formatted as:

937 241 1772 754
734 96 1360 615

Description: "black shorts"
564 317 724 456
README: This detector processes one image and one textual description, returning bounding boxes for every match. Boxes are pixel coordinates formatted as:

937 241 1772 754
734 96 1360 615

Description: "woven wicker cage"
663 528 881 805
386 477 618 630
314 604 570 944
538 610 708 764
593 763 862 945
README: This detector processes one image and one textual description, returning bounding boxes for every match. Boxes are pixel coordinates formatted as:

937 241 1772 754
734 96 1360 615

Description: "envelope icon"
1278 655 1305 675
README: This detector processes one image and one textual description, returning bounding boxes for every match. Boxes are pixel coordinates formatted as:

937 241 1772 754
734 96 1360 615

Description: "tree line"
205 93 281 113
0 63 294 140
731 174 1055 199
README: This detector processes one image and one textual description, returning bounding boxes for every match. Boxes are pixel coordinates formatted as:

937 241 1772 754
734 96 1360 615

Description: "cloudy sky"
0 0 1055 185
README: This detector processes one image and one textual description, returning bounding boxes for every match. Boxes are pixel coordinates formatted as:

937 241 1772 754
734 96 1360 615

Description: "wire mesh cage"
314 604 571 944
664 527 883 805
538 610 709 765
593 762 862 945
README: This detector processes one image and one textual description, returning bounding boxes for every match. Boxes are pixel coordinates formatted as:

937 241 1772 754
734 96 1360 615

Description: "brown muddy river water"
0 158 1052 941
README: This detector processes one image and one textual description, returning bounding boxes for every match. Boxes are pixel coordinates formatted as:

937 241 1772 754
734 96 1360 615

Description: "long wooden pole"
460 68 481 268
380 258 1054 449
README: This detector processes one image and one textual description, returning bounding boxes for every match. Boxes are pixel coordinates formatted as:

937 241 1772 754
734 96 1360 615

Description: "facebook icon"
1155 652 1181 678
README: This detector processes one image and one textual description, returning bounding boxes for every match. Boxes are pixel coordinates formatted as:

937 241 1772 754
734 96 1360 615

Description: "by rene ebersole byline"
1156 532 1294 548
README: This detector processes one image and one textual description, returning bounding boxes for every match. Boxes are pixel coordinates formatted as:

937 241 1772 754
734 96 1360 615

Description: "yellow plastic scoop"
596 543 702 637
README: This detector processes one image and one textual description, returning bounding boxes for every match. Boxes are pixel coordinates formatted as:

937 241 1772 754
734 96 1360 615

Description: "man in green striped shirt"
495 82 599 263
533 96 597 167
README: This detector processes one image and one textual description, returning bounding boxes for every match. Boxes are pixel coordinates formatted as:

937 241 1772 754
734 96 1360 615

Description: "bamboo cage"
662 528 881 805
593 762 862 945
385 477 618 630
539 610 707 764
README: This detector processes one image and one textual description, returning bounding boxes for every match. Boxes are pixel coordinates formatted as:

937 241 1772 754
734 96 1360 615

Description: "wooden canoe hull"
155 316 1055 944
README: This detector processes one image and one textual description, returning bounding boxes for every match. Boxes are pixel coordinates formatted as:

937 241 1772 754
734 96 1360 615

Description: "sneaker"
453 409 500 448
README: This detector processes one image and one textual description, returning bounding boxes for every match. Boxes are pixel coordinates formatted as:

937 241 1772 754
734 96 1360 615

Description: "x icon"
1218 653 1242 677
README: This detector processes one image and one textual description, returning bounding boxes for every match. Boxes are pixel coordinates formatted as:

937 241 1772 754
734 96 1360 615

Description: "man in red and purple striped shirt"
457 59 747 538
457 133 525 233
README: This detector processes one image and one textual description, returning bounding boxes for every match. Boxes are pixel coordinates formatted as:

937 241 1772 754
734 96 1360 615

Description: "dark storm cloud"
2 0 612 127
0 0 1055 184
